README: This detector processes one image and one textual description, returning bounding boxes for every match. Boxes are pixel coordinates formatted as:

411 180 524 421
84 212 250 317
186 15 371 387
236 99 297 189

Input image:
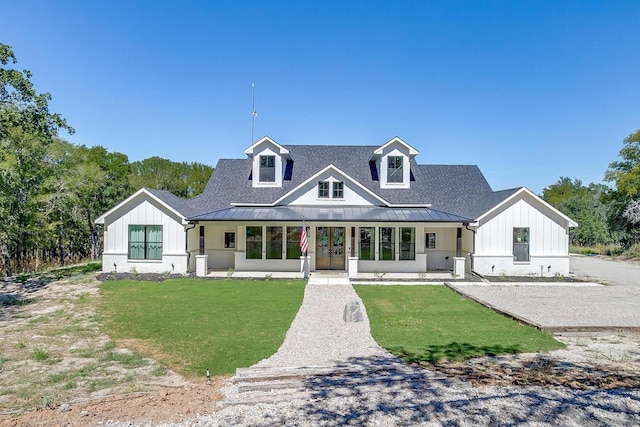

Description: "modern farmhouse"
95 136 577 278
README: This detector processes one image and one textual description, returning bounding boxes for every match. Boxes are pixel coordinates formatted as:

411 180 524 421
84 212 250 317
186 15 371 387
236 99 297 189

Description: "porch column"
456 227 462 258
453 257 465 279
348 257 359 279
196 255 208 277
300 256 310 279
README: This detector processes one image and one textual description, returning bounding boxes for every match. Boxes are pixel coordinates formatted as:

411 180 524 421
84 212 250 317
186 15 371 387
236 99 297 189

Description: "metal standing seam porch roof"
187 206 473 223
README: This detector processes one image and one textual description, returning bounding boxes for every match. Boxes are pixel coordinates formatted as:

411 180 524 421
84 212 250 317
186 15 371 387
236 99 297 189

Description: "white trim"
372 136 419 157
243 136 289 157
272 164 392 206
475 187 578 228
94 188 187 225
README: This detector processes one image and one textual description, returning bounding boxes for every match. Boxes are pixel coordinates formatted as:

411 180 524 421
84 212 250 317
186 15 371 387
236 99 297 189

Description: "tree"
129 157 213 198
542 178 611 246
0 43 73 139
605 129 640 198
542 177 589 207
604 130 640 248
0 43 72 275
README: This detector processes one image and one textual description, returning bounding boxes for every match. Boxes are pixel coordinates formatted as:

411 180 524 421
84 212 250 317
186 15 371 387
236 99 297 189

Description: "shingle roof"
156 144 522 221
145 188 197 217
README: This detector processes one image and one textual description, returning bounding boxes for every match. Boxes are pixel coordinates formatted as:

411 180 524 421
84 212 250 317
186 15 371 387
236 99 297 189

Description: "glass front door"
316 227 345 270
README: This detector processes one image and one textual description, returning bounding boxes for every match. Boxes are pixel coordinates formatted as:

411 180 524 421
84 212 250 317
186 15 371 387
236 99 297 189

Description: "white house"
95 136 577 278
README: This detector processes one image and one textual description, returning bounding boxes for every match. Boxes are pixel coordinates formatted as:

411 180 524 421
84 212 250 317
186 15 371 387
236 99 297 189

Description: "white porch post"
196 255 208 277
300 256 310 279
348 256 359 279
453 257 465 279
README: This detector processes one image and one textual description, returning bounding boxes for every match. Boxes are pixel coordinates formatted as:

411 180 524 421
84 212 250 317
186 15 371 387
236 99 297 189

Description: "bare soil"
1 274 639 426
0 274 223 426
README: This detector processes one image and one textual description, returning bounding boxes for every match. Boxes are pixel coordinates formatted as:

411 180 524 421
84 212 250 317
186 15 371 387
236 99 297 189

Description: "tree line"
0 44 212 276
542 129 640 256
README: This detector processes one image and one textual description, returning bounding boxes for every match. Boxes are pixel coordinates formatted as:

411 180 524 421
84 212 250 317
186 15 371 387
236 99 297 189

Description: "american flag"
300 220 308 255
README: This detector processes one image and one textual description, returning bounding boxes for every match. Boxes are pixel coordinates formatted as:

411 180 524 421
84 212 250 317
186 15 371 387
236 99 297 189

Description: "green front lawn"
355 285 564 362
100 278 306 378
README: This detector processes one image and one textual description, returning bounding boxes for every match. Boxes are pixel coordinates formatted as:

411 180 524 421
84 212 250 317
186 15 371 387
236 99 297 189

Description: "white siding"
279 170 380 206
474 194 571 276
102 197 187 273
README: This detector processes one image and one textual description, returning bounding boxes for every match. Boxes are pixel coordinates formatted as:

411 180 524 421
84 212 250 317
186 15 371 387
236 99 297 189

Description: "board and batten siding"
102 199 188 274
474 196 571 276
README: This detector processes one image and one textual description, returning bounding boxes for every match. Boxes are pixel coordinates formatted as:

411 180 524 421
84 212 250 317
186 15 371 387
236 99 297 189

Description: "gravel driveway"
449 255 640 330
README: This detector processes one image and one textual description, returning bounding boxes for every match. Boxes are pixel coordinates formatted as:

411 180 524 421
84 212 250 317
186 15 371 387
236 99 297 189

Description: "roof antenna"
251 82 257 144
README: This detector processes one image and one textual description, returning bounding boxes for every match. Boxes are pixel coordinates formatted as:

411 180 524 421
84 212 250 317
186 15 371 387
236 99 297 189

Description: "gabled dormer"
371 137 418 189
244 136 291 188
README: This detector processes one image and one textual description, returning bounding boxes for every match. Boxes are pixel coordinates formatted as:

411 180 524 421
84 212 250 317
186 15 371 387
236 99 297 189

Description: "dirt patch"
0 380 223 427
0 273 223 426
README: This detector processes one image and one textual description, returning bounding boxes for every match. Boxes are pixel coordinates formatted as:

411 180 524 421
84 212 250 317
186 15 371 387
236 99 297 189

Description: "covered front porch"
187 206 475 279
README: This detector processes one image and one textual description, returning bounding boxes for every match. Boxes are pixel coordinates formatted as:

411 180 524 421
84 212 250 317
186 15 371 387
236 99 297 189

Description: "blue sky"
4 1 640 194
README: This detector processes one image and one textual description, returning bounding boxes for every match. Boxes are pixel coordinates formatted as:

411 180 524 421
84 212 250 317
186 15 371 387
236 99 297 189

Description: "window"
318 181 329 198
286 226 309 259
359 227 375 260
246 226 262 259
513 228 530 262
387 156 403 183
224 232 235 249
400 227 415 260
128 225 162 260
266 226 283 259
259 155 275 182
333 181 344 198
379 227 395 260
426 232 436 249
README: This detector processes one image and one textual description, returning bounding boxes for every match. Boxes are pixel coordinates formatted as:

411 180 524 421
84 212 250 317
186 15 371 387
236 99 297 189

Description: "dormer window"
259 155 275 182
318 181 329 198
333 181 344 198
387 156 403 183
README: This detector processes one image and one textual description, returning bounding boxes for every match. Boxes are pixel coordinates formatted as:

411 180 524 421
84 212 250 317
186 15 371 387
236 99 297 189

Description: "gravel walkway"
252 274 392 368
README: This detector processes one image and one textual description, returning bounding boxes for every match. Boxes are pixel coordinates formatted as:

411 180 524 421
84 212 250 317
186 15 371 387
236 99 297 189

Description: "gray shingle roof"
155 144 522 221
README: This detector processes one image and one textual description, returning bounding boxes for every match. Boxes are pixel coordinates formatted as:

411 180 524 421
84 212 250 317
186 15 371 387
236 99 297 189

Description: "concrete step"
222 362 466 408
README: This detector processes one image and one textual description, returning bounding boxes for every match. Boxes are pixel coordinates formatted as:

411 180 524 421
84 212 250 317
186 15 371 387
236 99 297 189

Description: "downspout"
185 222 197 271
464 223 477 273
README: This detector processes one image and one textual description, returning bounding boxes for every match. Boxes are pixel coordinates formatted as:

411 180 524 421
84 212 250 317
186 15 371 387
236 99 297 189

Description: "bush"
624 243 640 259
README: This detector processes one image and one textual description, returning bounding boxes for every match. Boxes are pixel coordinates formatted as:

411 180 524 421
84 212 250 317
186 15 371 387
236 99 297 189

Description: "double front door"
316 227 345 270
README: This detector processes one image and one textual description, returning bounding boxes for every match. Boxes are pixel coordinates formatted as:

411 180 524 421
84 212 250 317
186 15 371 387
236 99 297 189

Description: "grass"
100 278 306 378
355 285 564 363
31 347 50 361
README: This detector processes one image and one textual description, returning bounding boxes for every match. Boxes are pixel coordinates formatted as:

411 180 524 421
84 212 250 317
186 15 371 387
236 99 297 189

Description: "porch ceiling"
188 206 472 223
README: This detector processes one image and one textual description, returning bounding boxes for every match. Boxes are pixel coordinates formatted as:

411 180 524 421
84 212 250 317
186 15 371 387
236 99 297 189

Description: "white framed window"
332 181 344 198
359 227 375 260
246 226 262 259
259 155 275 182
379 227 395 260
400 227 415 260
513 228 530 262
128 225 162 260
387 156 403 183
224 232 235 249
318 181 329 198
266 226 283 259
426 233 436 249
